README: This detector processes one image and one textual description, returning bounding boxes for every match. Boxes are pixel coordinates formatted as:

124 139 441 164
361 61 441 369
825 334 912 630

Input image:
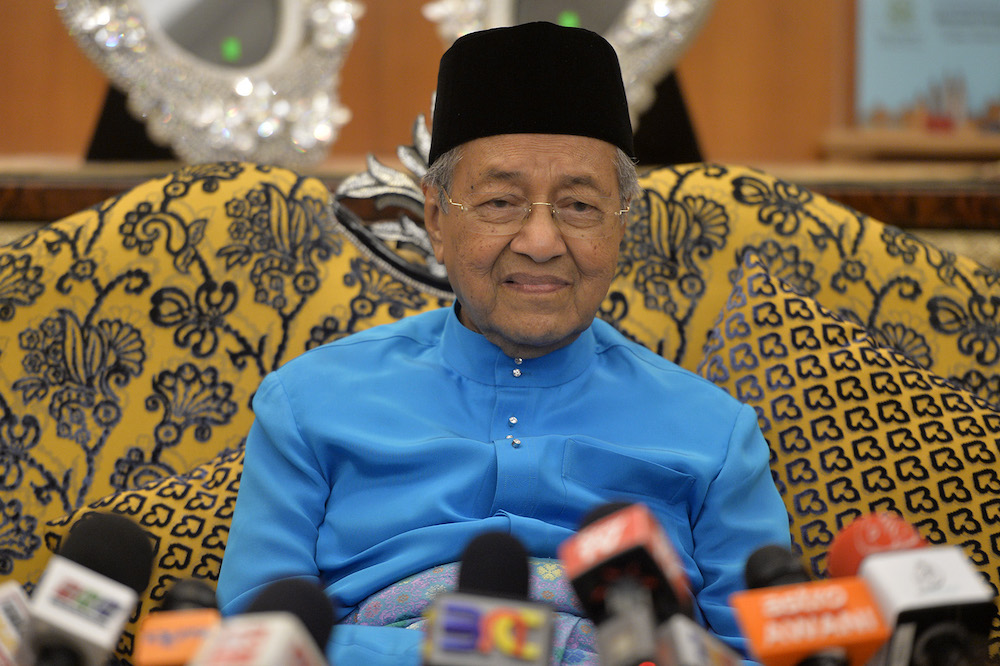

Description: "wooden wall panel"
1 3 108 156
0 0 854 164
676 0 855 162
329 2 444 160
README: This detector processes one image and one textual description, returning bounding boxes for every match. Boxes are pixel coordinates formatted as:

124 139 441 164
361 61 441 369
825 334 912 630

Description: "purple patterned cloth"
342 557 598 665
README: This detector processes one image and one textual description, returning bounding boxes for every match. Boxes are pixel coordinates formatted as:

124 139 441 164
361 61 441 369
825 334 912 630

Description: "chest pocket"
561 436 694 522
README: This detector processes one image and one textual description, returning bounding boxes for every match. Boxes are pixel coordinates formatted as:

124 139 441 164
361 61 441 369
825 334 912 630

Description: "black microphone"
188 578 335 665
561 501 693 625
28 511 155 666
558 501 694 666
744 544 813 589
161 579 218 612
456 531 530 599
244 578 336 653
422 532 554 665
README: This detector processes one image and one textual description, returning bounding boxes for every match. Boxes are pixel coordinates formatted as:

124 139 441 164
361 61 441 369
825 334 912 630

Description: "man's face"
424 133 626 359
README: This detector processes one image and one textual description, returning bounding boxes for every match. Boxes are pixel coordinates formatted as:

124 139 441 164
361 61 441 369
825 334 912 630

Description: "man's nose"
509 203 567 262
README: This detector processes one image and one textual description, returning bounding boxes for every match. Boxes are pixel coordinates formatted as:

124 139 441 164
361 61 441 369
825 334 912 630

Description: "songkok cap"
428 21 635 165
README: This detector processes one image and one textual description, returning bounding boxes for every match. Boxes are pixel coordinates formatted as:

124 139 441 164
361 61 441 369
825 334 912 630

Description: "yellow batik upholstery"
698 250 1000 652
6 161 1000 662
613 164 1000 405
0 163 450 600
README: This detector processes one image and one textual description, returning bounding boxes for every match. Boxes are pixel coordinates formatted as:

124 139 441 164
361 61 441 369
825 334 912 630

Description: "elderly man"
217 21 789 665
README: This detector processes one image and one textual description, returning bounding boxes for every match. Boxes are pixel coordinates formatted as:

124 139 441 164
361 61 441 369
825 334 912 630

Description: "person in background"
217 21 789 665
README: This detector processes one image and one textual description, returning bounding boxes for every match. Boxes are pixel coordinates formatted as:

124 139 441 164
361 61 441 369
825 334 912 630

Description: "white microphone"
188 578 334 666
188 612 327 666
0 580 32 666
858 546 994 666
828 512 994 666
29 557 139 666
28 511 154 666
656 614 742 666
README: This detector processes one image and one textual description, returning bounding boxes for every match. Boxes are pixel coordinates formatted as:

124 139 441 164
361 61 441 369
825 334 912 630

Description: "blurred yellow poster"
856 0 1000 133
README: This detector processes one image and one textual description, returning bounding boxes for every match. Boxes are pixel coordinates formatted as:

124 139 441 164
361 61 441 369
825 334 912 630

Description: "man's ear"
422 183 446 263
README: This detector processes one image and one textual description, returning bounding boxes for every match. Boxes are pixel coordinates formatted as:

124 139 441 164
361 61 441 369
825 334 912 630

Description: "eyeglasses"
444 191 629 239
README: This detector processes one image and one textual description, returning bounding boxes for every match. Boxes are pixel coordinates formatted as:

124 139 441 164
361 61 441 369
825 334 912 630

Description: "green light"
556 10 581 28
220 36 243 64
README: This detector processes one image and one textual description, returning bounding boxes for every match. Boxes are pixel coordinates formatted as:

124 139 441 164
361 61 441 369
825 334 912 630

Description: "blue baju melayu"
217 305 789 664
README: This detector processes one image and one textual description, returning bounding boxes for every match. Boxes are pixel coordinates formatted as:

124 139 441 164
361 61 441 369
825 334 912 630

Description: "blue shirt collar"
440 304 597 387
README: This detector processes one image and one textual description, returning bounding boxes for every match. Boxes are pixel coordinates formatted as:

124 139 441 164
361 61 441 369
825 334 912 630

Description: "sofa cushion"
697 250 1000 650
39 443 245 661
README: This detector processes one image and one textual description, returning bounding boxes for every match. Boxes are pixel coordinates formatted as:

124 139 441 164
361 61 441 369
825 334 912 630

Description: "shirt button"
514 357 523 365
511 438 522 448
508 416 518 426
512 368 522 377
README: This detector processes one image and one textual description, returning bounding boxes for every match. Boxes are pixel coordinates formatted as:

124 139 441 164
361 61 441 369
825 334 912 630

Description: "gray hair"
423 145 464 209
422 143 641 211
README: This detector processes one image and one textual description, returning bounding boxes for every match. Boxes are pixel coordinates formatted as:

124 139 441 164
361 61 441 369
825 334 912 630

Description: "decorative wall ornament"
334 114 451 288
56 0 363 167
421 0 717 127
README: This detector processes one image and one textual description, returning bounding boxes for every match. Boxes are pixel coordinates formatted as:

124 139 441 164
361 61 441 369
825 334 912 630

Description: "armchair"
1 154 997 662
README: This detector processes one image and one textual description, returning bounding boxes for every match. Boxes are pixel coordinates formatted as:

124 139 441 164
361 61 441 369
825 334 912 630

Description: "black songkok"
428 21 635 165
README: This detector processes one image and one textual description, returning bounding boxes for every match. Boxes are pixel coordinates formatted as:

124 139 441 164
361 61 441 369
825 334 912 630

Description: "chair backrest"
613 163 1000 388
0 163 448 591
7 160 1000 661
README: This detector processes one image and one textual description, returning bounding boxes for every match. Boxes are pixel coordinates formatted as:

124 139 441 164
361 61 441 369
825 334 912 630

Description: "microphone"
161 579 219 612
133 579 221 666
828 513 994 666
188 578 334 666
730 544 891 666
422 532 555 666
28 511 154 666
655 614 742 666
559 501 693 624
242 578 335 654
826 512 926 579
558 501 693 666
0 580 32 666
